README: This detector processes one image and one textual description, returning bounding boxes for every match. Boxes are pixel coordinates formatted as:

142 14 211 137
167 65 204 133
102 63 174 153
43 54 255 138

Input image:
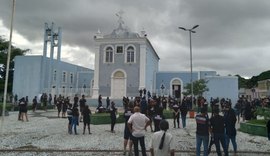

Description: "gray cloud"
0 0 270 78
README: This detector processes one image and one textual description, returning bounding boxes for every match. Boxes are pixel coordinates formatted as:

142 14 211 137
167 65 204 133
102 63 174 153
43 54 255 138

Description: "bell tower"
41 22 62 95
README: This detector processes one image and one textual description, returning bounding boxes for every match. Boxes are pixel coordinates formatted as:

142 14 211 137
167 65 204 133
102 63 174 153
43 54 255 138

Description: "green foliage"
183 79 209 96
0 103 13 111
0 36 28 93
237 70 270 89
235 75 248 89
255 107 270 120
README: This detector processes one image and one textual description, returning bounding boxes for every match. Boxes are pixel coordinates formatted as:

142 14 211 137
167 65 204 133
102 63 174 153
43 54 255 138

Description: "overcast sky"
0 0 270 78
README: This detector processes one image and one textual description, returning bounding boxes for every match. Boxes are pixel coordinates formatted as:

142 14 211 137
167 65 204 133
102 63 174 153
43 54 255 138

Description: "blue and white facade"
12 56 94 101
92 22 159 99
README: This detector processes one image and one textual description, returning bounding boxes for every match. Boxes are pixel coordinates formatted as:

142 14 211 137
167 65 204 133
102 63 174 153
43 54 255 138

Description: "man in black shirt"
195 107 210 156
210 108 228 156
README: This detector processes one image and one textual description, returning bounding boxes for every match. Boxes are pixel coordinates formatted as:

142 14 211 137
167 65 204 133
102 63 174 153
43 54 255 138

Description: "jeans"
196 134 209 156
214 133 228 156
131 136 146 156
181 115 186 128
226 135 237 152
72 116 79 134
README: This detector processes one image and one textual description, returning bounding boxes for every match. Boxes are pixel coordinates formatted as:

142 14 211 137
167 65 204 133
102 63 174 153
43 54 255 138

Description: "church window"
62 71 67 83
70 73 73 84
126 46 135 63
116 45 123 54
53 70 57 81
105 47 113 63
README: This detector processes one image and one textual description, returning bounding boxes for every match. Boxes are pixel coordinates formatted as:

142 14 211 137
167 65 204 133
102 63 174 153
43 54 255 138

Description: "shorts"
124 127 132 140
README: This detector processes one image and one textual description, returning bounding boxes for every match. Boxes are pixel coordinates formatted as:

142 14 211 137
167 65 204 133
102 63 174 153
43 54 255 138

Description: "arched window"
105 47 113 63
126 46 135 63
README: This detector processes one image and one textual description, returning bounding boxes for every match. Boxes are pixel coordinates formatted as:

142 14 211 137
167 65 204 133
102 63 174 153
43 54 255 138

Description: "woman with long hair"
150 120 175 156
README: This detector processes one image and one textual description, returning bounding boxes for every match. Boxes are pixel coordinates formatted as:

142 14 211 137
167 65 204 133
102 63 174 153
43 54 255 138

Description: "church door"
111 71 126 99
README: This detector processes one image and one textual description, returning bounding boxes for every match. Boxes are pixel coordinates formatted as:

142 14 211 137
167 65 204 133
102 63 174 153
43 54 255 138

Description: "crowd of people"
13 91 270 156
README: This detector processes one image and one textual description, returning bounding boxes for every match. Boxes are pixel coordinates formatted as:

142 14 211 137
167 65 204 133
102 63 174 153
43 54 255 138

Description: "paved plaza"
1 109 270 156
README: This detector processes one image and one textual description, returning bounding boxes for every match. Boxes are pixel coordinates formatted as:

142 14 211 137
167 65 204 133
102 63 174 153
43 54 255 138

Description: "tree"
0 36 28 93
183 79 209 97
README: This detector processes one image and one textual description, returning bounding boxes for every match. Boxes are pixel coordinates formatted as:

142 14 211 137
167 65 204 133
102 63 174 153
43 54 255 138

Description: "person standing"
53 95 57 109
180 98 188 128
67 104 73 134
48 94 52 106
210 108 228 156
149 120 175 156
98 94 102 107
128 106 150 156
19 97 29 122
195 107 210 156
106 97 110 110
224 104 237 153
82 105 92 134
123 102 134 155
110 101 117 133
73 94 79 108
79 95 86 122
32 96 38 112
172 101 180 128
42 93 48 111
71 107 80 135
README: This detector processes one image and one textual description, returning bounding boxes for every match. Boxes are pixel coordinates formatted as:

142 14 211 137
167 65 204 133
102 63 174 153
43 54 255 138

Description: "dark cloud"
0 0 269 78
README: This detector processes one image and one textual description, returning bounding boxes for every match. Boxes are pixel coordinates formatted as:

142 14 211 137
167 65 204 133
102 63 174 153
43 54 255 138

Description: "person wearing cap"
128 106 150 156
210 108 228 156
149 120 175 156
195 107 210 156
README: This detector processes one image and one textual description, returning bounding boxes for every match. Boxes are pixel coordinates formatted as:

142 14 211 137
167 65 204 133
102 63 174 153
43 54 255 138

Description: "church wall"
155 71 199 96
13 55 93 101
204 76 238 105
145 42 159 94
98 43 141 97
13 56 43 100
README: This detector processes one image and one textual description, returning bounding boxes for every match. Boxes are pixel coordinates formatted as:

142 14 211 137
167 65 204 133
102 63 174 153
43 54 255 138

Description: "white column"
92 45 100 98
139 44 146 90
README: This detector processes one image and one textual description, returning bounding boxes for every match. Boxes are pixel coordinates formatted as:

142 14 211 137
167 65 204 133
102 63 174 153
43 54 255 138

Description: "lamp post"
178 25 199 109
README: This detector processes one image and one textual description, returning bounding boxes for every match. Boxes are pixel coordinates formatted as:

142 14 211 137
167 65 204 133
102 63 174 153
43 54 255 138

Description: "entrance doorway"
111 70 126 98
171 79 181 99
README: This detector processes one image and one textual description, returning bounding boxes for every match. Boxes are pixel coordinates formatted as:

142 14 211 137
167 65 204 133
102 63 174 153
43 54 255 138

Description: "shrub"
247 119 268 126
255 107 270 120
0 103 13 111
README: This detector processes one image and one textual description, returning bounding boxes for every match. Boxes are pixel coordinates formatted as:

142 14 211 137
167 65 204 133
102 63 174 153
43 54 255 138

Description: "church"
12 17 238 105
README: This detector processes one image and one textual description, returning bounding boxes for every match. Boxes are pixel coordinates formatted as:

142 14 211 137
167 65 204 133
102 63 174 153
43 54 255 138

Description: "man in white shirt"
150 120 175 156
128 106 150 156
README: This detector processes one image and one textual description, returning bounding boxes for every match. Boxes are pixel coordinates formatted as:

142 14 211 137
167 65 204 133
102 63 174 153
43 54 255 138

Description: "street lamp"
178 25 199 109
